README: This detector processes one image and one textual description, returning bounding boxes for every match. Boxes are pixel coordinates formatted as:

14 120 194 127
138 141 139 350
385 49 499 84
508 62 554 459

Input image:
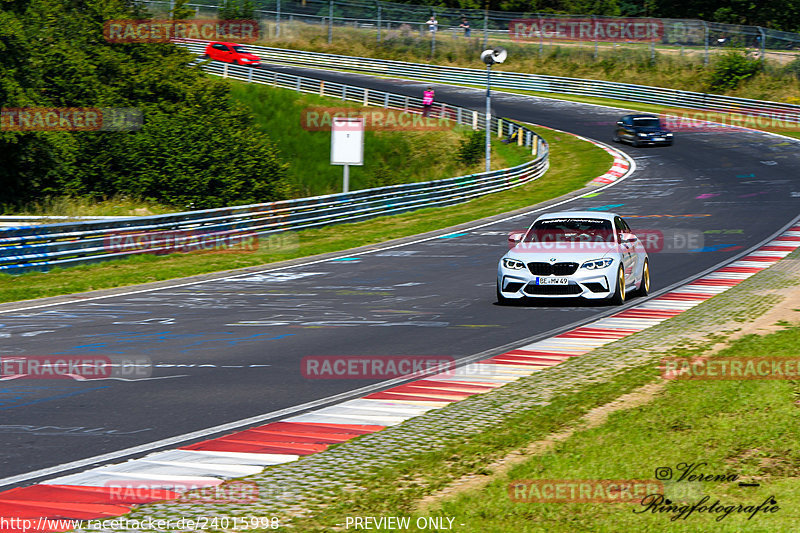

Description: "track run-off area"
1 61 800 516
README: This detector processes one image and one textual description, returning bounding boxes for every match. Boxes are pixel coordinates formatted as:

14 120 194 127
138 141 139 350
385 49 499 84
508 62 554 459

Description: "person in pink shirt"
422 87 434 117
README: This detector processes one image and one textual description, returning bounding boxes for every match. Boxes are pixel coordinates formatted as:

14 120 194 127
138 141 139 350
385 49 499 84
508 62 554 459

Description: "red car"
203 41 261 67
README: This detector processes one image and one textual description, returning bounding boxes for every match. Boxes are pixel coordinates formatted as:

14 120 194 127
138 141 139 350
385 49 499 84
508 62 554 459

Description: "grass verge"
253 23 800 102
228 81 528 197
0 126 611 304
416 326 800 532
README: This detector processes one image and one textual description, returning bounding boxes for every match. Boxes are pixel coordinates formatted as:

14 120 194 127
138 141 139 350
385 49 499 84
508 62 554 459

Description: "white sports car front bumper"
497 257 620 300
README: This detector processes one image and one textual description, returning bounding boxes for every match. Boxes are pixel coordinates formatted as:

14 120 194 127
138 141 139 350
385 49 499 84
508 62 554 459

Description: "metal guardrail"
141 0 800 53
179 41 800 124
0 61 548 274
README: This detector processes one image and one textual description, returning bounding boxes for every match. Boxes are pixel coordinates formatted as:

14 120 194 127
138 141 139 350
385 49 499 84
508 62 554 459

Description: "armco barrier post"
538 14 544 54
328 0 333 44
276 0 281 37
376 2 381 43
483 9 488 49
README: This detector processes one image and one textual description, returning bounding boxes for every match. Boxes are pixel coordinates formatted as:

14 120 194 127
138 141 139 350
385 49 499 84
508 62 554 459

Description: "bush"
456 129 484 166
783 57 800 80
0 0 290 209
707 50 763 92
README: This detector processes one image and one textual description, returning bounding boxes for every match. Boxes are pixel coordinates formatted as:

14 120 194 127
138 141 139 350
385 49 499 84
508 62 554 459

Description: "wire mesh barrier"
139 0 800 60
0 61 548 274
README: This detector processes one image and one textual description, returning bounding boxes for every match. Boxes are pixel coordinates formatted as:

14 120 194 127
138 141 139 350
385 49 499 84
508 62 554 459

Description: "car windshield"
633 117 661 128
525 218 614 243
232 46 250 54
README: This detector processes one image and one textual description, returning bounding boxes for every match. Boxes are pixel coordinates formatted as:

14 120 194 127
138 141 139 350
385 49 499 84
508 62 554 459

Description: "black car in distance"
613 114 674 147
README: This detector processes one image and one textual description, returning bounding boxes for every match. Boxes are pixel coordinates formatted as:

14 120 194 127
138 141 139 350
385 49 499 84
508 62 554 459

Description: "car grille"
527 262 579 276
584 282 608 293
524 283 583 296
503 282 525 293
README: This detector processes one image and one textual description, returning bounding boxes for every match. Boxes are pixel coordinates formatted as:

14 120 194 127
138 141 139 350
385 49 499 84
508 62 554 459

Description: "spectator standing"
460 17 471 38
422 87 434 117
426 15 438 34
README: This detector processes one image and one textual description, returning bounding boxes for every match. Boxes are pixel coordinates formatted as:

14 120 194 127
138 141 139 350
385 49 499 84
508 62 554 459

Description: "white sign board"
331 117 364 166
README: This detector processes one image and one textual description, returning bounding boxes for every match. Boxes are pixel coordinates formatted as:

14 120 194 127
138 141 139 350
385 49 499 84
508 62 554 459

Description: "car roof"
535 211 620 221
630 114 659 119
209 41 241 46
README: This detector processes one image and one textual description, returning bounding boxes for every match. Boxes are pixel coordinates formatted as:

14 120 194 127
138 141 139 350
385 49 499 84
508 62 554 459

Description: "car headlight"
503 258 526 270
666 133 673 136
637 133 648 137
581 258 614 269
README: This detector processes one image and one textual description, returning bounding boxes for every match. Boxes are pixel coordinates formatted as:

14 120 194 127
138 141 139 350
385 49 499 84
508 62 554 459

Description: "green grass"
418 327 800 532
0 196 179 217
257 23 800 103
0 125 610 303
284 326 800 532
228 81 527 197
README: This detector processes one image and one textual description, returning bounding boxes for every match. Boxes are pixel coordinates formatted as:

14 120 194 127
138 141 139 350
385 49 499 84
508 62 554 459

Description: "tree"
171 0 195 19
0 0 290 208
219 0 256 20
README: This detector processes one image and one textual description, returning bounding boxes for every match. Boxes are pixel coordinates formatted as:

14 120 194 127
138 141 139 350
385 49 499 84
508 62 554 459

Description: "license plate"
537 277 569 285
653 137 664 141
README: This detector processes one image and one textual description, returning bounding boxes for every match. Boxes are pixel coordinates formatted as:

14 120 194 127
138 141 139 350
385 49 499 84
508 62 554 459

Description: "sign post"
331 117 365 193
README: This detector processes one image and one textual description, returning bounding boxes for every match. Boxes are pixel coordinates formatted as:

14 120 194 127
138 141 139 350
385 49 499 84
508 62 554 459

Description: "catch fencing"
0 61 548 274
140 0 800 60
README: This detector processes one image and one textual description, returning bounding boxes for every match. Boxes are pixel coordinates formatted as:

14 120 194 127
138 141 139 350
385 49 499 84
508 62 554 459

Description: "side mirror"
508 231 525 244
616 121 623 126
621 233 637 243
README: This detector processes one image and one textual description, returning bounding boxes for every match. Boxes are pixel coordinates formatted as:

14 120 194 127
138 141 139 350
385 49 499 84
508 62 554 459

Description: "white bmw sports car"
497 211 650 305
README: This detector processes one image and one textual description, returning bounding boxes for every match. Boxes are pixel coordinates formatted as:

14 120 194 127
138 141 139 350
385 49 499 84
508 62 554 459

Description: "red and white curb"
2 226 798 527
531 124 630 186
591 144 630 184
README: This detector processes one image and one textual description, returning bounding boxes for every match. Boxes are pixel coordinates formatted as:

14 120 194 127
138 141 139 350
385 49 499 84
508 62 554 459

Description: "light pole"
480 47 507 173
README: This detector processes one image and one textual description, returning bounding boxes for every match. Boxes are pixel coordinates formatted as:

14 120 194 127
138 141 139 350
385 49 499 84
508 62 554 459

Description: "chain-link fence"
140 0 800 63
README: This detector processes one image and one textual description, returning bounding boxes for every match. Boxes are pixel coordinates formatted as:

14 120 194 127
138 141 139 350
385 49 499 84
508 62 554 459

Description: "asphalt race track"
2 64 799 488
